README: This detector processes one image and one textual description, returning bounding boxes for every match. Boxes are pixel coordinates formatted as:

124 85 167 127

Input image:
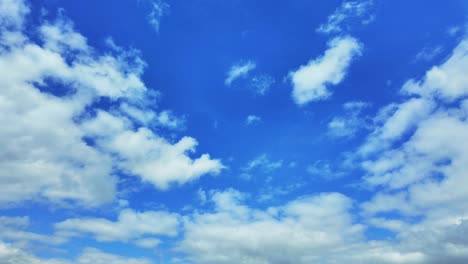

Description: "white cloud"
55 209 179 245
317 0 375 34
0 0 223 207
245 115 262 126
290 36 362 105
39 19 89 53
225 61 256 86
102 128 224 190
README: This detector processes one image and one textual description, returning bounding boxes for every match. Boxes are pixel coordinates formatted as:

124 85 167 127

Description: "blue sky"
1 0 468 263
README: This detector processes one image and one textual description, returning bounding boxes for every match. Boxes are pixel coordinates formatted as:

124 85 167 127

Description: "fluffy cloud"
55 209 179 246
317 0 375 34
0 0 223 207
290 36 362 105
225 61 256 86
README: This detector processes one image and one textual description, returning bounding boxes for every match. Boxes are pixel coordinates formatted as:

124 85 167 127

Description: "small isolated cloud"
290 36 363 105
328 101 371 138
251 74 275 95
317 0 375 34
245 115 262 126
225 61 256 86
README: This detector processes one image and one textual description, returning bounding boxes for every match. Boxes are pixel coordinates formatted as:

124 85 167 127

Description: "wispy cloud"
225 61 256 86
327 101 371 138
251 74 275 95
317 0 375 34
138 0 169 33
241 154 283 179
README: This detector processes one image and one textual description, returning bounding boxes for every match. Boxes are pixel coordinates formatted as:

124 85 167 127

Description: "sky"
0 0 468 263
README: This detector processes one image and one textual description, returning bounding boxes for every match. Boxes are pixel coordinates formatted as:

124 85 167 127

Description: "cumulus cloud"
225 61 256 86
55 209 179 246
290 36 362 105
0 0 223 207
317 0 375 34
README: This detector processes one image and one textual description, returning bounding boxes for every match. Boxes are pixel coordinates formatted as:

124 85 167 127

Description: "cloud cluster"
0 0 223 207
358 35 468 263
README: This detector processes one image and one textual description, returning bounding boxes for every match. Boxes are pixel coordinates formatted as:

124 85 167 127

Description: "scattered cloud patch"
139 0 169 33
328 101 371 138
250 74 275 95
290 36 363 105
414 45 444 62
317 0 375 34
241 154 283 179
307 160 346 180
0 243 153 264
55 209 179 246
